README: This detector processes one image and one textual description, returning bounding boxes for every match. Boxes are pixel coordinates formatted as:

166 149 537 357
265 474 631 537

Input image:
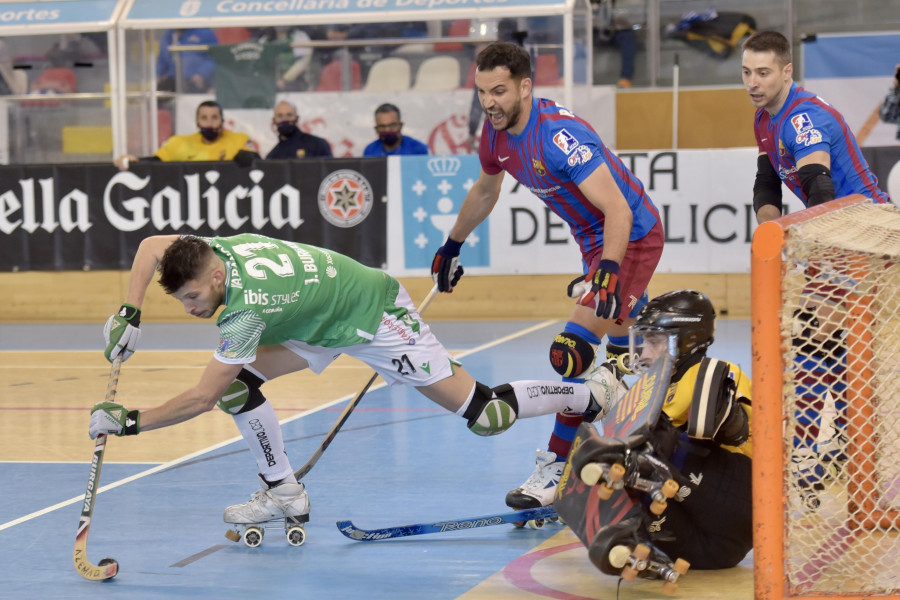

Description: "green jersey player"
91 233 625 532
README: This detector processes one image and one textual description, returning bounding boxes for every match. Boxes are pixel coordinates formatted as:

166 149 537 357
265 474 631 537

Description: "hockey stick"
73 355 122 581
293 284 439 482
336 506 558 540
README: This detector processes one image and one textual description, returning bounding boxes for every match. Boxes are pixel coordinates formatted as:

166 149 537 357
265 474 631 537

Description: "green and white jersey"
204 234 399 363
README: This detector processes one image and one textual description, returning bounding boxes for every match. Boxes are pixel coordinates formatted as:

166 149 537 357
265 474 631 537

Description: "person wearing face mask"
113 100 259 170
265 100 333 159
362 103 429 157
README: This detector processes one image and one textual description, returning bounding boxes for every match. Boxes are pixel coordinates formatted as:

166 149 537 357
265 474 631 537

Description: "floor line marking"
0 319 560 532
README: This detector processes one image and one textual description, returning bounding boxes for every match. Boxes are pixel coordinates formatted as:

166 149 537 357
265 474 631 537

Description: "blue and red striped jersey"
479 97 660 256
754 83 890 205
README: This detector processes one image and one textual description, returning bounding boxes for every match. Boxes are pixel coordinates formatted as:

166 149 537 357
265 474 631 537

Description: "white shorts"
281 285 457 387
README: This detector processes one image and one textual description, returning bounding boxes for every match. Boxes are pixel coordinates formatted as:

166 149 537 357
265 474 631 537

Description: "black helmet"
633 290 716 360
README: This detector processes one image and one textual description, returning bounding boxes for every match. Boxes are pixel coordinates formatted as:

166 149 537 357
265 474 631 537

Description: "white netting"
780 202 900 595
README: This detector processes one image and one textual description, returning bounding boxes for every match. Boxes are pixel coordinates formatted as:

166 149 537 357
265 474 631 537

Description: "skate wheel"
608 544 631 569
608 463 626 483
287 525 306 546
580 462 603 485
596 483 614 501
649 499 668 515
242 526 263 548
662 479 680 499
225 529 241 542
621 543 651 582
527 518 545 529
660 558 690 595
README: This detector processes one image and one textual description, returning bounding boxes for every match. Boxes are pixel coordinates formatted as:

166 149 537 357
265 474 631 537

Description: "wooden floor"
0 320 755 599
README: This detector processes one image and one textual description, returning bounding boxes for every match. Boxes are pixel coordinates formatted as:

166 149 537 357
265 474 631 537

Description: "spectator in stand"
113 100 258 170
265 100 332 159
157 29 218 93
363 103 429 157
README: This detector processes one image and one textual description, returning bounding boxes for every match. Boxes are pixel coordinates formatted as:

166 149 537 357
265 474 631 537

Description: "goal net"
752 195 900 599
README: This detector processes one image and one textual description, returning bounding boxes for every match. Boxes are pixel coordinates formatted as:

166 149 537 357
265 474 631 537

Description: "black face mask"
277 122 299 138
199 127 220 141
379 132 399 147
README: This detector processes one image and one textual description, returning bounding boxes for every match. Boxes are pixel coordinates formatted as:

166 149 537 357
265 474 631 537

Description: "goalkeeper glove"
567 260 622 320
431 238 465 292
89 401 140 439
103 303 142 362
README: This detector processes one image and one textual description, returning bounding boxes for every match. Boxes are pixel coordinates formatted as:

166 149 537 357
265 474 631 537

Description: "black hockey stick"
293 284 439 481
73 356 122 581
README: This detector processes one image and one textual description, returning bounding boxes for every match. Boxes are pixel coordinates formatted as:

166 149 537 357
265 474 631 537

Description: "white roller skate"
224 475 310 547
584 362 629 422
506 449 566 510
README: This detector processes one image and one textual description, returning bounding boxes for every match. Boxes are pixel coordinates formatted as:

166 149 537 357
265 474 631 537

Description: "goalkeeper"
431 42 664 511
563 289 753 576
91 233 625 531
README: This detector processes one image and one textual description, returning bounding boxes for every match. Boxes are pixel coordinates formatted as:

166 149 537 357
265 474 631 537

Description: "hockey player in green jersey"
90 233 626 531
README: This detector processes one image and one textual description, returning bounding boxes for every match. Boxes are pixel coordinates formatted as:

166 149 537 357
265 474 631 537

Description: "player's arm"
576 163 632 264
447 169 505 243
754 152 783 224
795 149 835 207
102 235 181 362
90 356 244 438
686 358 749 447
124 235 182 307
564 163 633 319
432 169 504 292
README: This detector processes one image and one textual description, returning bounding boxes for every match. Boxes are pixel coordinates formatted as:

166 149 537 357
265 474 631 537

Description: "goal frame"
751 194 900 600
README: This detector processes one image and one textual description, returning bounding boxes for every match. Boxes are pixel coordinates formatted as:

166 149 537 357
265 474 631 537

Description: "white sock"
510 380 592 418
232 400 294 483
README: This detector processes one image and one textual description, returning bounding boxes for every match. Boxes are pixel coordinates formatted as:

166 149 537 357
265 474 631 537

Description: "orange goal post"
752 194 900 599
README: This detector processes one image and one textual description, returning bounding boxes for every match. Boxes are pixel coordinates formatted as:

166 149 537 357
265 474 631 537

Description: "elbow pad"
798 163 835 207
752 154 783 214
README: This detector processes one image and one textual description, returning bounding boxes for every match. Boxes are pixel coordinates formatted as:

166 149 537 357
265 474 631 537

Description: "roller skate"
582 362 629 423
570 425 680 515
224 475 310 547
589 511 690 594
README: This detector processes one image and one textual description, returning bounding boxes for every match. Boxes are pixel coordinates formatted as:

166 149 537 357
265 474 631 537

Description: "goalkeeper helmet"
631 289 716 367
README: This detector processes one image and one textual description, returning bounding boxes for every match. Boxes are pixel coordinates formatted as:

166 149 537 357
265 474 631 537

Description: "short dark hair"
196 100 223 120
742 31 792 67
476 42 532 81
374 102 400 120
158 236 214 294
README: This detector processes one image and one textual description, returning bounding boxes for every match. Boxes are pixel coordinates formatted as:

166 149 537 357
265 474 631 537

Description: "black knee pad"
549 331 597 378
217 368 266 415
606 342 636 375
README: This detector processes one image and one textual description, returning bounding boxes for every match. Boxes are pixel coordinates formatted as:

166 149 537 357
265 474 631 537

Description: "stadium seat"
413 56 461 91
534 54 561 86
434 19 470 52
363 57 411 92
316 59 362 92
23 67 76 107
215 27 253 45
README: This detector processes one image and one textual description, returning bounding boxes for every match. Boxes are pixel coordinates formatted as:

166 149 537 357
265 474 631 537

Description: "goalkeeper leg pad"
217 369 267 415
549 331 597 378
464 382 519 436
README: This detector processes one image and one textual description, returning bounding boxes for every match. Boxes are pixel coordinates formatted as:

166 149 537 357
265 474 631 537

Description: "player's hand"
431 238 465 292
567 260 622 320
103 303 142 362
89 401 140 439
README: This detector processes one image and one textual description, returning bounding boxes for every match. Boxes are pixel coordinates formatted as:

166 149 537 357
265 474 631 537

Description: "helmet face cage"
628 328 678 373
629 290 716 369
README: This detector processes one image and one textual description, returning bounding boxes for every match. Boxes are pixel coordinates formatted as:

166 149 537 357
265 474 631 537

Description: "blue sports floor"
0 319 753 599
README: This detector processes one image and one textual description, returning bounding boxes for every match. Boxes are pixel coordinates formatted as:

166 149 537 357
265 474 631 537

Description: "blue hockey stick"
336 505 558 541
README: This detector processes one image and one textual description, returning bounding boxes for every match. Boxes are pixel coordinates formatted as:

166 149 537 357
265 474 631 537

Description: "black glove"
431 238 465 292
567 259 622 320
